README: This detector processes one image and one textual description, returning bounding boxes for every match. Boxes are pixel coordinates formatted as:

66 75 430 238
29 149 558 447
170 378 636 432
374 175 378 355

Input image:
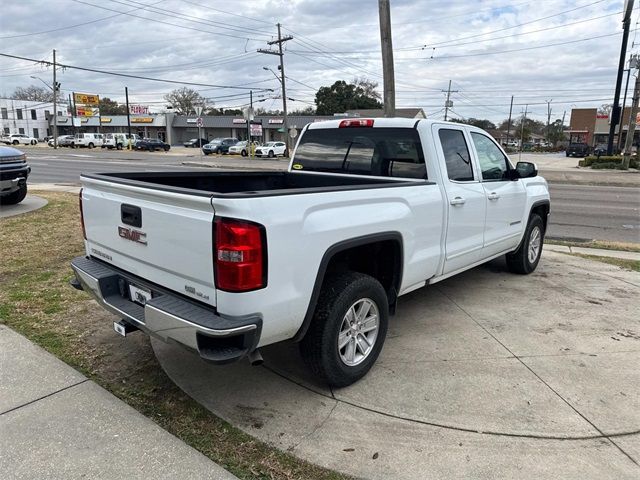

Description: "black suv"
0 146 30 205
566 143 590 157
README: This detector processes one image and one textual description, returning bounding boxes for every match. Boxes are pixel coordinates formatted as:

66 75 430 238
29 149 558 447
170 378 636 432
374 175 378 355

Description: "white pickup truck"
71 118 550 386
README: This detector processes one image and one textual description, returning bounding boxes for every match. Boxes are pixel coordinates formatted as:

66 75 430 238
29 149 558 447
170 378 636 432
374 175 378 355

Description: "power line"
0 53 274 91
69 0 271 41
0 0 166 39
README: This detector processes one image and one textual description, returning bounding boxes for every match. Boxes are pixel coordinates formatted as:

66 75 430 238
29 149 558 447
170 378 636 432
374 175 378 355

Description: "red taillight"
339 118 374 128
79 188 86 240
214 218 266 292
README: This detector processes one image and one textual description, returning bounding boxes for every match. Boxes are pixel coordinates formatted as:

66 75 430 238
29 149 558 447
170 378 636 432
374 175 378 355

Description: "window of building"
57 111 63 116
33 128 39 139
31 109 37 120
17 109 23 120
44 110 50 119
1 108 7 119
438 129 474 182
18 127 25 134
3 127 9 134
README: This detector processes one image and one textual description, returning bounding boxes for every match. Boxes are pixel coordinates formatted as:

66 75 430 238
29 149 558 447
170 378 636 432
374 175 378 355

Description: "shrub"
580 156 638 169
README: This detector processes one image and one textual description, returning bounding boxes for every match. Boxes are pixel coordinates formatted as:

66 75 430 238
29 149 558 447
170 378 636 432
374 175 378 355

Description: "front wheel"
31 140 37 145
241 149 248 157
12 140 18 145
506 214 544 274
0 183 27 205
116 144 123 150
268 150 275 158
300 272 389 387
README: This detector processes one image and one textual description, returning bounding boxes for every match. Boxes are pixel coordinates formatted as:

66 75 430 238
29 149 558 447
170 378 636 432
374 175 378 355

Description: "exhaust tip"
248 349 263 366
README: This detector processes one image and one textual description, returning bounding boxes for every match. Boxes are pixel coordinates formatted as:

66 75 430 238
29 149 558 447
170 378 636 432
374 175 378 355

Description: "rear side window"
438 129 474 182
293 127 427 179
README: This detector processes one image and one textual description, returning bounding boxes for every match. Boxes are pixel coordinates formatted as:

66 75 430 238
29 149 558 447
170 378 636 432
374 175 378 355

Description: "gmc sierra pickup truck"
71 118 550 387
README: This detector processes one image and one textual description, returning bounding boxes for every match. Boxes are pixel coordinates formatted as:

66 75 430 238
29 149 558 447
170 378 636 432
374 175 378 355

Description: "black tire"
31 140 37 145
148 145 154 152
300 272 389 387
12 140 18 145
284 149 289 157
204 151 210 155
565 152 570 157
506 213 545 274
1 183 27 205
116 144 123 150
268 150 275 158
241 149 247 157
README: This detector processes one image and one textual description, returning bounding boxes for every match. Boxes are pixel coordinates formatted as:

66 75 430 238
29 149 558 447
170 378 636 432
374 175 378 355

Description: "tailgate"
81 177 217 306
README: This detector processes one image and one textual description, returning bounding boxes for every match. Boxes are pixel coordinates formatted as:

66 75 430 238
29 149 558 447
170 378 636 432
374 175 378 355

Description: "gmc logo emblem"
118 226 147 245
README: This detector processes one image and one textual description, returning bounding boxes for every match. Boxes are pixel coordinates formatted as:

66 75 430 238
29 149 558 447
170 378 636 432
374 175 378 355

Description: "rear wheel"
88 142 94 149
241 149 247 157
148 145 154 152
30 140 37 145
300 272 388 387
0 183 27 205
12 140 18 145
116 144 123 150
506 214 544 274
268 150 275 158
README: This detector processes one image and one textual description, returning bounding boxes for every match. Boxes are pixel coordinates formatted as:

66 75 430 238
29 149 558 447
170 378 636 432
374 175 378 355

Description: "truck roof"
306 117 477 130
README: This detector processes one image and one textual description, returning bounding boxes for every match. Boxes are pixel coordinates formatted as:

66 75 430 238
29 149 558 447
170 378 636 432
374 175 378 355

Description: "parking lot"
152 251 639 479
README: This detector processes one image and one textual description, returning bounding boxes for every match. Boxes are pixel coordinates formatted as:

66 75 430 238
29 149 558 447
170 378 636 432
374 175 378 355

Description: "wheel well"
530 202 549 232
293 235 403 342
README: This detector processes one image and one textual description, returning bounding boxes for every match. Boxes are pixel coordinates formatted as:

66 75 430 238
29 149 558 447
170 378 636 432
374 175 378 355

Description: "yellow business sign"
131 117 154 123
76 106 100 117
101 117 112 123
74 92 100 105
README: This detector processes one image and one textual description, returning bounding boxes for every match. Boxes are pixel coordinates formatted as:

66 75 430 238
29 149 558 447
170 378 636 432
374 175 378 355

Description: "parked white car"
255 141 287 157
72 133 104 148
48 135 74 147
71 118 550 387
1 134 38 146
103 133 140 150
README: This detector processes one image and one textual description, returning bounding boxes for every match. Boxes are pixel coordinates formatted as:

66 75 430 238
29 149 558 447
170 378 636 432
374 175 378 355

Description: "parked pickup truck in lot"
71 118 550 386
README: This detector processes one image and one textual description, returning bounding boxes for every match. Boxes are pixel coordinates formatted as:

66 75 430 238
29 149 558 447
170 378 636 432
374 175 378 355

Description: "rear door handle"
487 192 500 201
450 196 466 206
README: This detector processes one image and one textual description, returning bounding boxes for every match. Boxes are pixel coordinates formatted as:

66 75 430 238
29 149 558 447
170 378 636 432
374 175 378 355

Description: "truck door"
434 126 487 274
468 132 526 256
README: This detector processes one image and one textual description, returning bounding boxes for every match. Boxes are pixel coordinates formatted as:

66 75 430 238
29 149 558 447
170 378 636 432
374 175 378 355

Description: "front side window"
438 129 473 182
294 127 427 179
471 132 510 181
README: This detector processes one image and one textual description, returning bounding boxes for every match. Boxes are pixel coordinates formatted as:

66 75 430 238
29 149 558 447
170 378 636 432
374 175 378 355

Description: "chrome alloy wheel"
337 298 379 367
528 225 542 264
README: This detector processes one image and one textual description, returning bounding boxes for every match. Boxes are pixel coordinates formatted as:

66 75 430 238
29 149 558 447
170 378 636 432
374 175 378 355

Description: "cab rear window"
293 127 427 179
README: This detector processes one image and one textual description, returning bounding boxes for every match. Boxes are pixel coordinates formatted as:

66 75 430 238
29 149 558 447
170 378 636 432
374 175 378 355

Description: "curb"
545 244 640 261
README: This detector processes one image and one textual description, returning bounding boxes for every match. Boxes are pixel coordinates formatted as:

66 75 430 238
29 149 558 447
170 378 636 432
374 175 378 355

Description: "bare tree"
352 77 382 100
163 87 209 115
597 103 612 116
12 85 62 103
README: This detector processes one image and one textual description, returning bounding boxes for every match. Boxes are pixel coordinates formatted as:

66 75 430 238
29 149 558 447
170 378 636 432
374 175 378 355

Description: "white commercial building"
0 98 66 140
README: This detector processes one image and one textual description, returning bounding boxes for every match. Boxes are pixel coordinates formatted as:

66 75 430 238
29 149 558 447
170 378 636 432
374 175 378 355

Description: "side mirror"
515 161 538 179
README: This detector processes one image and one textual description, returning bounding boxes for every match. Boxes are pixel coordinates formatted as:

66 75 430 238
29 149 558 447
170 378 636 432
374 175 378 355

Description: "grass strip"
0 192 349 480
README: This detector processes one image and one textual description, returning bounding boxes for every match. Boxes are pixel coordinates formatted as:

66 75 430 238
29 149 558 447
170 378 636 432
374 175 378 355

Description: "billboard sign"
74 92 100 105
250 123 263 136
76 106 100 117
129 104 149 115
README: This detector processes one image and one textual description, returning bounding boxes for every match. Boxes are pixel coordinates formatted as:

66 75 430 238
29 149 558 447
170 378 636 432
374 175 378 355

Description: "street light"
31 75 60 148
30 75 53 91
263 66 282 84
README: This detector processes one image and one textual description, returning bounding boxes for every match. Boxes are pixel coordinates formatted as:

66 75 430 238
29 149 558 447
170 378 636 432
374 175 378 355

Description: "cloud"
0 0 630 122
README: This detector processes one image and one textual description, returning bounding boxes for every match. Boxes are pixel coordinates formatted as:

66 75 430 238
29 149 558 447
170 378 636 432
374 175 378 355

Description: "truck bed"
82 171 427 198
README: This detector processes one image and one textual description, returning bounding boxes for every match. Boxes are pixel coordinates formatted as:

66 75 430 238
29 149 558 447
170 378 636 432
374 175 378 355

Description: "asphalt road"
22 147 640 244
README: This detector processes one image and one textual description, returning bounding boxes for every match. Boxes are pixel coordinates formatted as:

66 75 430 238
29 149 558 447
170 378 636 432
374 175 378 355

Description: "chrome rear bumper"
71 256 261 364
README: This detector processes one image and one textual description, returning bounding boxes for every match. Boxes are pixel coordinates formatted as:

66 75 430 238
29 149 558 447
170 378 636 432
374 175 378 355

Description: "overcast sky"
0 0 633 124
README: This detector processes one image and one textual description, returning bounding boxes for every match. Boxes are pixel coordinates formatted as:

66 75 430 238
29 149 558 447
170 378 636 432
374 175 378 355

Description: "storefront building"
569 107 637 148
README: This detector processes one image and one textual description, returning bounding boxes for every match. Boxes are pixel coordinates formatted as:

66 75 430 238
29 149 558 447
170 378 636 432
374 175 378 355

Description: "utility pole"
378 0 395 117
258 24 293 152
442 80 458 121
607 0 635 155
546 100 552 143
519 104 528 161
125 87 132 150
506 95 514 146
618 66 632 152
622 55 640 169
52 49 57 149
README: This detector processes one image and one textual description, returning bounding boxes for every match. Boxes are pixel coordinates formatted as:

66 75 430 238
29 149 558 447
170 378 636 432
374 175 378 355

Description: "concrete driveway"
155 250 639 479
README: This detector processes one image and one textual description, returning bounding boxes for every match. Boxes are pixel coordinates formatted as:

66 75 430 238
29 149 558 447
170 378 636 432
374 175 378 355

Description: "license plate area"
129 284 152 306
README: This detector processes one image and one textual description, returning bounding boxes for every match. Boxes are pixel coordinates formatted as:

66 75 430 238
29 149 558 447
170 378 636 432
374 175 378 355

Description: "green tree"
98 97 127 115
164 87 209 115
547 119 566 146
315 80 383 115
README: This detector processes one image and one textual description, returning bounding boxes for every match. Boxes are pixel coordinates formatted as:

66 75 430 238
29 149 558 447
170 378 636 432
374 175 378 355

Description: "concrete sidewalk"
546 243 640 261
0 325 237 480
